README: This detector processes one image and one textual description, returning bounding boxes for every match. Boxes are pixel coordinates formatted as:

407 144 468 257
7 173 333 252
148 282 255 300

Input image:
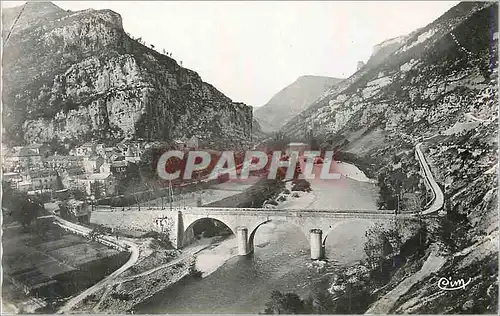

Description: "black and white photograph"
1 0 498 314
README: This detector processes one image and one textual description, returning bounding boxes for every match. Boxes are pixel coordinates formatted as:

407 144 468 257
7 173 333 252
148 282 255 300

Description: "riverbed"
135 161 380 314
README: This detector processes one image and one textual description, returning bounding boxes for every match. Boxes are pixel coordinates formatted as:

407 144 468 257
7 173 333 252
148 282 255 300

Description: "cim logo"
152 150 342 185
437 276 472 291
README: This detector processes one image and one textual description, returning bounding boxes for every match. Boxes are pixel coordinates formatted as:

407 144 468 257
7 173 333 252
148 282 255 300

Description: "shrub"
266 199 278 206
291 179 311 192
263 290 306 314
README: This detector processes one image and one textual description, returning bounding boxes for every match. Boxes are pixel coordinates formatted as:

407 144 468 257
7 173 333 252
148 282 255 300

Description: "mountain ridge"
254 75 343 133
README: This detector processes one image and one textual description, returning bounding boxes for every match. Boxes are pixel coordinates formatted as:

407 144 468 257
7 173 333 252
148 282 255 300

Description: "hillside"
2 2 253 147
280 1 498 313
253 75 343 133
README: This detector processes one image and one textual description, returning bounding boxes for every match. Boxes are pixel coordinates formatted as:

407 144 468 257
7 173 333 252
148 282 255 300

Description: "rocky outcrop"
356 61 365 71
253 75 343 133
2 2 253 147
280 2 497 313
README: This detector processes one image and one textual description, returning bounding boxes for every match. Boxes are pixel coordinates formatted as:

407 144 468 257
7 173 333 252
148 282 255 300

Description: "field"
2 219 129 312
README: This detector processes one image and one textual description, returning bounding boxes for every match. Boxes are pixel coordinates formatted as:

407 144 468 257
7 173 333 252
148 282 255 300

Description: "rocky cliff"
280 1 497 313
2 2 253 147
253 75 343 133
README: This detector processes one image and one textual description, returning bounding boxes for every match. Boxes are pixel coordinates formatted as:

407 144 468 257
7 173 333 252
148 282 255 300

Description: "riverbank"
70 235 227 313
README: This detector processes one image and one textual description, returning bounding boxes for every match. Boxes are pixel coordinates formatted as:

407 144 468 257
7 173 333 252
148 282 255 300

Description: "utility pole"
169 179 173 212
397 193 400 215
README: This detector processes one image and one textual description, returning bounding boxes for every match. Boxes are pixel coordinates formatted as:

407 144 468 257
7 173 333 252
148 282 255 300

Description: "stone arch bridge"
154 207 419 259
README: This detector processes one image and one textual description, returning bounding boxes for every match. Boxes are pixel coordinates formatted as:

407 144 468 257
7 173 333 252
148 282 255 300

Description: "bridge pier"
237 227 251 255
310 229 323 260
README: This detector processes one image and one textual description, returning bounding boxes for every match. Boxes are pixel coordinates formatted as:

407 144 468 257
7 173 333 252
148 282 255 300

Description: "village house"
116 143 127 156
99 162 111 174
82 155 105 174
2 171 23 189
60 167 85 191
102 148 123 163
174 139 187 150
17 170 59 192
73 143 96 156
43 155 84 170
45 199 91 224
4 148 43 171
110 160 129 176
25 143 51 157
63 199 92 224
76 173 117 197
124 146 140 162
95 143 105 155
187 135 200 149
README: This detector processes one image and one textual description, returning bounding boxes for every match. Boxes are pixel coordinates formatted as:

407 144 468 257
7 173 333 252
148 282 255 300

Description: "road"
54 217 139 314
415 142 445 215
364 141 446 314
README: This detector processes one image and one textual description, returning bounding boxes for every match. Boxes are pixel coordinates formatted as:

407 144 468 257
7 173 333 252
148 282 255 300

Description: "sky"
3 1 459 107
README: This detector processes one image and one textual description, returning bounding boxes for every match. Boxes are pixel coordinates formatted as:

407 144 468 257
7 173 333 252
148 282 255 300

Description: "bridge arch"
181 216 236 247
321 218 388 244
247 219 310 253
321 218 385 260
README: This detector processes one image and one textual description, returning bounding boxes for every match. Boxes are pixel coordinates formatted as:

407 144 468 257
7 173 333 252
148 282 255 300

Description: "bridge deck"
148 206 421 219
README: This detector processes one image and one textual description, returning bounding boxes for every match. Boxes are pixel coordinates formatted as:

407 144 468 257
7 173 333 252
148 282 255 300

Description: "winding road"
365 140 446 314
54 217 139 314
415 142 445 215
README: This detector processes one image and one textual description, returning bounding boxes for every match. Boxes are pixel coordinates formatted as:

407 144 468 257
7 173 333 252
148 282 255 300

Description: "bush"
266 199 279 206
291 179 311 192
189 263 203 278
264 290 306 314
110 292 131 301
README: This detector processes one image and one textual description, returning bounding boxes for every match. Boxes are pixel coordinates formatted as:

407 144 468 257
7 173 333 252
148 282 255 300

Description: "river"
135 161 379 314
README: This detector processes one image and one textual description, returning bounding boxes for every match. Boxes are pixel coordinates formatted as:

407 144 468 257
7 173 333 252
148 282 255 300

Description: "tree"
54 174 64 191
264 290 306 314
3 182 41 227
303 279 335 314
15 198 40 228
90 181 104 199
70 188 87 200
364 224 396 272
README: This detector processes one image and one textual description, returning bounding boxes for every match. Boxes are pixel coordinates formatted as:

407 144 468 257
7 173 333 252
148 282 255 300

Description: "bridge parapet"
161 206 414 220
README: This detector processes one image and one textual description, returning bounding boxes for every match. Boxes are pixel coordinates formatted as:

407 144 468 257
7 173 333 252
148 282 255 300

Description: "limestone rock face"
2 2 253 147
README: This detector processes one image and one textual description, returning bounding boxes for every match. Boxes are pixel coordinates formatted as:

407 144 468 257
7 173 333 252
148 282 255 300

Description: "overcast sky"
3 1 458 106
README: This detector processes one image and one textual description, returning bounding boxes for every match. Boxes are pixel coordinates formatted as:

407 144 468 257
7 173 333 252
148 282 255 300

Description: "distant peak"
295 75 344 82
24 1 64 12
